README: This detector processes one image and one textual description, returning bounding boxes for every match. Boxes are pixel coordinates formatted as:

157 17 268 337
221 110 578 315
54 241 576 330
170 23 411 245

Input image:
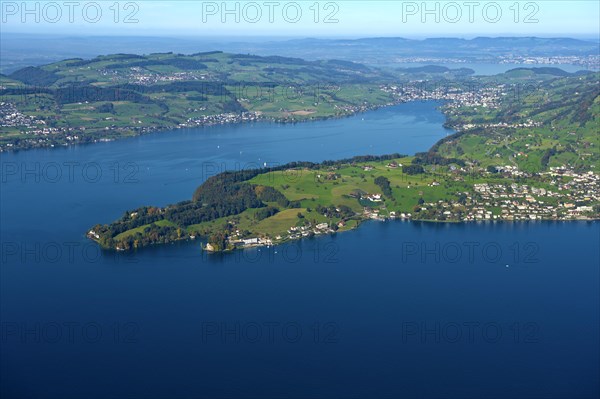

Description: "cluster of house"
231 237 273 249
103 67 210 86
223 221 343 249
362 207 412 221
385 55 597 69
356 165 599 223
0 102 66 150
286 223 336 240
181 111 261 128
498 55 599 69
545 168 600 217
381 83 503 109
1 100 261 152
466 170 599 220
332 101 393 117
392 57 468 64
0 102 40 130
457 120 541 132
493 165 530 178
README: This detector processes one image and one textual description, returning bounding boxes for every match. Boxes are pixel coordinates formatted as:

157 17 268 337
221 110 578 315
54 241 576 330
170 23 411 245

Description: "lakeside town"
381 81 504 109
199 164 599 252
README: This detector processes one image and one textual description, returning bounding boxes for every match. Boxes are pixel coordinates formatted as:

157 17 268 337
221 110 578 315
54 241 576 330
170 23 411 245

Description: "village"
204 165 599 252
498 54 600 69
98 67 212 86
381 82 504 109
468 169 599 221
397 166 599 223
180 111 262 127
0 104 266 151
204 221 339 252
0 101 39 128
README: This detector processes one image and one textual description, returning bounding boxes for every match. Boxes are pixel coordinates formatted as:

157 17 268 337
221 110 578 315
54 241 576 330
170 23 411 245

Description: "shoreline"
203 217 599 253
1 100 400 153
89 215 600 253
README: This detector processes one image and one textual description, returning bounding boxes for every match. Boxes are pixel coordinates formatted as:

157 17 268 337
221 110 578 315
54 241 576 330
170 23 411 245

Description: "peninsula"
87 71 600 251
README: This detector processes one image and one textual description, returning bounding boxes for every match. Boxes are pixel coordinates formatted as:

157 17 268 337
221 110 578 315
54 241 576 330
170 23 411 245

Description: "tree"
208 231 228 251
374 176 393 198
403 165 425 175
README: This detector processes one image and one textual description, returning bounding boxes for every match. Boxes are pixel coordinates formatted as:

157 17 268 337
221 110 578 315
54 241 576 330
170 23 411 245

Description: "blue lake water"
1 101 598 398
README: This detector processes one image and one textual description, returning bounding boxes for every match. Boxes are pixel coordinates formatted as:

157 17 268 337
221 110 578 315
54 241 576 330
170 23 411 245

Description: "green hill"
0 52 395 150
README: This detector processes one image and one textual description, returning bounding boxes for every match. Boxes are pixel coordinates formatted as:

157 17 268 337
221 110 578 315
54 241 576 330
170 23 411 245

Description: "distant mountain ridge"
272 36 599 62
1 34 598 73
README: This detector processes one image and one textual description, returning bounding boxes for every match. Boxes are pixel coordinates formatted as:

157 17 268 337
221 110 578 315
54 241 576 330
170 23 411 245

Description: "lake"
1 101 598 398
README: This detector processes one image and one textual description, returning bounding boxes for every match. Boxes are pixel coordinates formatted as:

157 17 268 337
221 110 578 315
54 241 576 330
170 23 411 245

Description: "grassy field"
114 219 176 240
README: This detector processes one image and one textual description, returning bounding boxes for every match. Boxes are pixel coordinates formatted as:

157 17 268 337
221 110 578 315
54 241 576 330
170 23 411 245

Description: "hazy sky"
1 0 599 38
